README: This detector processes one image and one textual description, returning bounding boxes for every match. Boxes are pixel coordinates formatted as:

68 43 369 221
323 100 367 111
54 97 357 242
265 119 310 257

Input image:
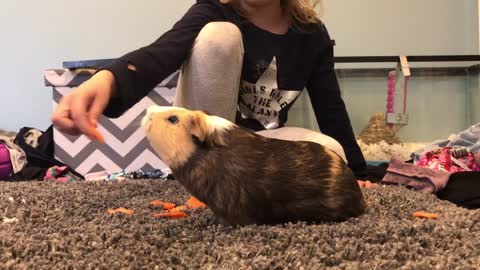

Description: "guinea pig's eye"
167 115 179 124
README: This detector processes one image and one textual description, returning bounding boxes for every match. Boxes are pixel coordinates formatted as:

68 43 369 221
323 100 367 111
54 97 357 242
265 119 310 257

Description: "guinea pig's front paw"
216 216 232 226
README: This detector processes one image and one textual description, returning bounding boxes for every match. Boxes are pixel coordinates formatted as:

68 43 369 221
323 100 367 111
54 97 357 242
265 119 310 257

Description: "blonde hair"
219 0 323 29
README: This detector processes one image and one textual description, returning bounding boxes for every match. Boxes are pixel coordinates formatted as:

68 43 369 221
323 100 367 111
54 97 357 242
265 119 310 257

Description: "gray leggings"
173 22 347 162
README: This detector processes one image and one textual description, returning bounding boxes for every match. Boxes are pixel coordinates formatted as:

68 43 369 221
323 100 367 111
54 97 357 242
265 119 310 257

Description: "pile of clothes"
84 169 174 182
0 126 172 182
0 126 82 181
368 123 480 209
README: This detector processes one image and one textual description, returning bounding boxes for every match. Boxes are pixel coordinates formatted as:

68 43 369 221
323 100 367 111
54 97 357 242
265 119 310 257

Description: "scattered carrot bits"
413 212 439 219
90 127 105 144
169 206 188 213
152 212 188 219
107 207 134 216
150 200 176 210
186 196 206 209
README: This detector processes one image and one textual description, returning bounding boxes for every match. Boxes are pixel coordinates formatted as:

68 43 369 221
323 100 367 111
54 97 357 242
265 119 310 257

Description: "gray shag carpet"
0 179 479 270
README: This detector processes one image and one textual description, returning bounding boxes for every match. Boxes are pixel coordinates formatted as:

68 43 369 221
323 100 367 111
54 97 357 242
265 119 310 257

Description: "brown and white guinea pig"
142 106 366 226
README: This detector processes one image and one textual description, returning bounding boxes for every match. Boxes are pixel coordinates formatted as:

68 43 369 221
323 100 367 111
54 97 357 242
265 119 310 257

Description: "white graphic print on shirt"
238 57 301 129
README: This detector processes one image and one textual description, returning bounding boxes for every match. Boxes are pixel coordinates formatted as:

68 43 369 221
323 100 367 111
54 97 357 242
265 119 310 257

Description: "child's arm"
306 26 368 179
101 1 226 118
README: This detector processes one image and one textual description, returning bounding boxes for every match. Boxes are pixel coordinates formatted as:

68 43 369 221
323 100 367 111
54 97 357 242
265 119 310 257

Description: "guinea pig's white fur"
142 106 235 169
142 106 366 226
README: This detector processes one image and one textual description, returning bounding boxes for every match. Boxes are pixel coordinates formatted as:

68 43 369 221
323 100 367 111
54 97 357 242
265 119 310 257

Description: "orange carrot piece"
413 212 439 219
169 206 188 213
107 207 134 216
152 212 188 219
186 196 206 209
150 200 176 210
90 127 105 144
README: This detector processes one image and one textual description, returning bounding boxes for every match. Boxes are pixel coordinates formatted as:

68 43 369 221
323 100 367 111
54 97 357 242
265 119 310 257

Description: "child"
51 0 368 179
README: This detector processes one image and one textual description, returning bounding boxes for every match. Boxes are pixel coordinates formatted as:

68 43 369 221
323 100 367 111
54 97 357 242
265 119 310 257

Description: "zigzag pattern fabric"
45 69 179 176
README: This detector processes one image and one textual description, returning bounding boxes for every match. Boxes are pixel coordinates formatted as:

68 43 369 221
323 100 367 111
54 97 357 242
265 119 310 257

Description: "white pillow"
256 127 348 163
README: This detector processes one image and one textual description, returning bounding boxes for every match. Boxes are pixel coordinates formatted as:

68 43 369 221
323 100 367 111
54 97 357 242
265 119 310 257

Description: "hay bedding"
0 179 479 269
356 112 427 162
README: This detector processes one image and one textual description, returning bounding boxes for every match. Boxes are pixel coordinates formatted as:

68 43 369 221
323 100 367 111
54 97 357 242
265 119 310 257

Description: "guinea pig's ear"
204 130 227 147
189 112 207 146
189 112 227 148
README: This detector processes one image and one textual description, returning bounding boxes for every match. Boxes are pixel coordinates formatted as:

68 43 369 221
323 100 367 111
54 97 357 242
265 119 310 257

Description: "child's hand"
51 70 116 142
357 180 378 188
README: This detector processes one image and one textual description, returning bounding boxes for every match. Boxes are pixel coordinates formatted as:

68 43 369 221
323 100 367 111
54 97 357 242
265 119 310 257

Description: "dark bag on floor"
436 171 480 209
7 125 83 181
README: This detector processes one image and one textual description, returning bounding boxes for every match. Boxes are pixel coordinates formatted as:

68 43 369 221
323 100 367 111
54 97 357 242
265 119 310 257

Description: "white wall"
0 0 194 132
325 0 480 142
323 0 478 56
0 0 478 132
288 0 480 142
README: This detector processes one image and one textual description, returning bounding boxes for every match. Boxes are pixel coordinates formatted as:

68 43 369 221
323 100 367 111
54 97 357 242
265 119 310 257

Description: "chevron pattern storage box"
44 68 179 176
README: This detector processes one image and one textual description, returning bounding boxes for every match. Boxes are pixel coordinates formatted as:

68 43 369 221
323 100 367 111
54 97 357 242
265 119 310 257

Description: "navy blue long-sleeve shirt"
102 0 367 178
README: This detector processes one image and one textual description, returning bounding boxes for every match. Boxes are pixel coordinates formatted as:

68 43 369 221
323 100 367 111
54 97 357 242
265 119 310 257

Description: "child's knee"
195 22 243 56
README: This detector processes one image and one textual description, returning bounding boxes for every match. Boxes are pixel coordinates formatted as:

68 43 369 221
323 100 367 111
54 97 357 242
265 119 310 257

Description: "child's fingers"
51 97 81 135
357 180 378 188
70 95 95 140
365 181 378 188
88 93 109 130
52 114 81 135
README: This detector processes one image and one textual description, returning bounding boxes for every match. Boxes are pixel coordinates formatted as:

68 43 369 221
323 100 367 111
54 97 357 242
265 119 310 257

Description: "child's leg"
174 22 244 122
256 127 348 163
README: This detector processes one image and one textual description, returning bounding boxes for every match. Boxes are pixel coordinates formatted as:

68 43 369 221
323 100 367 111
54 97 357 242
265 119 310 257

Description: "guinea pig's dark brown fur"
142 106 366 226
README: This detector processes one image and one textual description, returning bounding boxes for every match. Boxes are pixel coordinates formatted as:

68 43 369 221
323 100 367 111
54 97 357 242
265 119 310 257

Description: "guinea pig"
142 106 366 226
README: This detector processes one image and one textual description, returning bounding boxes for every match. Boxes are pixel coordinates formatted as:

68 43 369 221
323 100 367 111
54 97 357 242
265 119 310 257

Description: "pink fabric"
417 147 480 173
475 152 480 168
382 155 451 193
0 144 12 179
44 166 71 183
